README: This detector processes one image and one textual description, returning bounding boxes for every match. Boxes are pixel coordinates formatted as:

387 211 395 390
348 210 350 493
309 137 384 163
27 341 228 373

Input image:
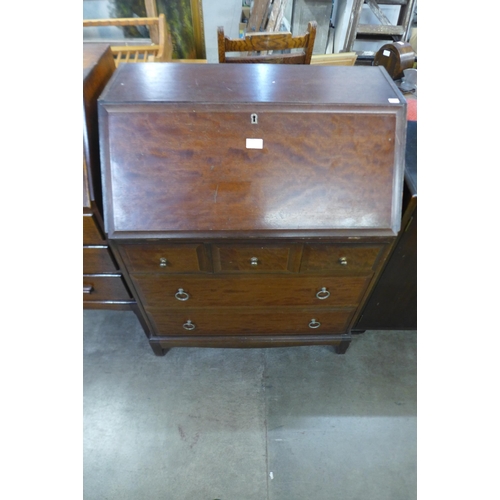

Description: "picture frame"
145 0 205 60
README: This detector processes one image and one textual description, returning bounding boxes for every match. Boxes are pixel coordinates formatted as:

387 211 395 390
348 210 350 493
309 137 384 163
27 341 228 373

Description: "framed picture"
84 0 205 60
145 0 205 60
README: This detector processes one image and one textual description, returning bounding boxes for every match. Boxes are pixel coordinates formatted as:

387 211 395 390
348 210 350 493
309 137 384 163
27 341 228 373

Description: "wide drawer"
213 243 300 273
131 274 370 308
119 243 211 273
147 307 355 336
83 214 105 244
300 244 384 274
83 246 118 274
83 274 132 301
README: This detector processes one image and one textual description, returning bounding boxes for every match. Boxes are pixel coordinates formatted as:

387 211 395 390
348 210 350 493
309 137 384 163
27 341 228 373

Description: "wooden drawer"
83 214 104 244
83 246 118 274
300 244 384 274
120 243 211 273
83 274 131 301
132 275 369 309
147 307 355 336
213 244 299 273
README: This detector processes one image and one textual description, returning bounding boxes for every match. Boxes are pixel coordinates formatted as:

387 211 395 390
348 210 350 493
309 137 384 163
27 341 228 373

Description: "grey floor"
83 310 416 500
84 2 416 498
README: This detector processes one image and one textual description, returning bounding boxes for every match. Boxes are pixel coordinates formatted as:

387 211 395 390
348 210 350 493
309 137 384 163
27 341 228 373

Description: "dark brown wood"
131 274 370 309
83 43 115 209
99 64 406 240
300 244 385 274
153 335 347 349
83 44 139 312
147 307 355 336
119 243 211 274
82 274 132 302
374 42 416 80
83 155 91 209
354 120 417 330
149 342 170 356
213 243 300 273
334 335 352 354
83 212 105 244
355 186 417 330
100 64 407 355
83 246 118 274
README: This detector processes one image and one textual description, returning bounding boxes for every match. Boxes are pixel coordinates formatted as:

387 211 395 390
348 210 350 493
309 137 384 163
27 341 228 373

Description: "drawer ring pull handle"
175 288 190 301
338 257 348 266
316 287 330 300
309 319 321 329
250 257 259 266
183 320 196 331
159 257 168 267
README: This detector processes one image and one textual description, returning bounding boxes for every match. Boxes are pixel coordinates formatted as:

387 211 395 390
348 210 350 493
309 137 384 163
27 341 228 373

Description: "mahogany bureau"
98 63 407 355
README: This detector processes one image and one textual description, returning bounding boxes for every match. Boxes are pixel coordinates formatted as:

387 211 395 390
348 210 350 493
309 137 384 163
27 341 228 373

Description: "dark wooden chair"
217 21 317 64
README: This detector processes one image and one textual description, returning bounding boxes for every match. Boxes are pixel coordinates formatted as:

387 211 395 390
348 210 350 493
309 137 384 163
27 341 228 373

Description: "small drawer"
300 244 384 274
83 274 132 301
132 275 369 309
146 307 355 336
120 243 211 274
83 246 118 274
213 244 299 273
83 213 105 244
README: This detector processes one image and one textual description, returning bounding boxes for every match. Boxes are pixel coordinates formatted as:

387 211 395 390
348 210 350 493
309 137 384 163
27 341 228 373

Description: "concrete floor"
83 310 416 500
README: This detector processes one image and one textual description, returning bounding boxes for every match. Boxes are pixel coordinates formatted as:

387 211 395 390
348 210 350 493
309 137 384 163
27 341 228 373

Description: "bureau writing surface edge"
98 63 407 355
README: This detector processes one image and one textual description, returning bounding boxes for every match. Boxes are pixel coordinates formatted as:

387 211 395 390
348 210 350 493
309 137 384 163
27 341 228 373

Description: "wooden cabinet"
99 63 407 354
83 44 134 309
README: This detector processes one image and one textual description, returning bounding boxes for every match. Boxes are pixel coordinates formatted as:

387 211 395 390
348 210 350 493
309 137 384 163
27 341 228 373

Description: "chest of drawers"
83 44 134 309
98 63 407 355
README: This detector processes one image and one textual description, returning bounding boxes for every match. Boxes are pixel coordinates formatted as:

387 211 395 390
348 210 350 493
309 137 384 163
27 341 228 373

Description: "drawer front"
213 244 299 273
83 246 118 274
83 275 132 301
132 275 370 309
147 307 354 336
300 244 384 274
120 243 211 273
83 214 104 244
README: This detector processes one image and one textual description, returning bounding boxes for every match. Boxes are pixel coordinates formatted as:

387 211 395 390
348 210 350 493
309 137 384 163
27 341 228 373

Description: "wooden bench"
83 14 173 66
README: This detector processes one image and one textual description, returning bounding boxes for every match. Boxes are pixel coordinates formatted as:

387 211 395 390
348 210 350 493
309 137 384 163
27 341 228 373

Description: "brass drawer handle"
175 288 190 301
338 257 347 266
309 319 321 329
183 320 196 331
250 257 259 266
159 257 168 267
316 287 330 300
83 284 94 294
